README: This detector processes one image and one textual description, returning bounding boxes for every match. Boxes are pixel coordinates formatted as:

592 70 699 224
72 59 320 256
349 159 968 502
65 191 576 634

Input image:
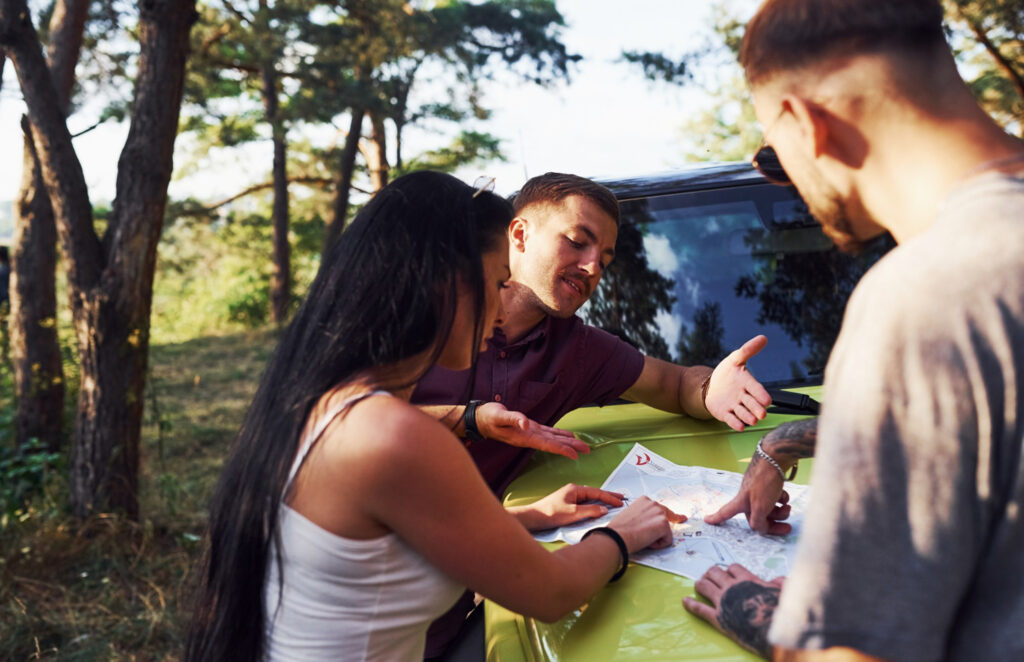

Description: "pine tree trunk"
323 106 363 258
70 0 196 519
261 62 290 325
10 121 64 451
366 111 389 192
8 0 88 451
1 0 197 519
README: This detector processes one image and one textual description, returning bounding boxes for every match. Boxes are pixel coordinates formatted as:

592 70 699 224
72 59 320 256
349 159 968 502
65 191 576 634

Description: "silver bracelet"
755 438 796 481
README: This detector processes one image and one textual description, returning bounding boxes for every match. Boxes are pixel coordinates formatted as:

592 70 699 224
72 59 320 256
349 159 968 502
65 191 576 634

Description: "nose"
579 249 602 277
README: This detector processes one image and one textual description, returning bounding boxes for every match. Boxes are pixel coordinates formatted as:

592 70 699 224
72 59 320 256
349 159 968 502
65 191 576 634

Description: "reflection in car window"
582 184 892 387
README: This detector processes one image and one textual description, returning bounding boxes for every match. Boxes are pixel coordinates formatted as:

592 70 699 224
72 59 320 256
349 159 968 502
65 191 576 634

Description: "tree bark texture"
1 0 197 518
45 0 87 109
8 0 87 451
323 106 364 258
11 120 64 450
363 110 389 192
261 62 290 325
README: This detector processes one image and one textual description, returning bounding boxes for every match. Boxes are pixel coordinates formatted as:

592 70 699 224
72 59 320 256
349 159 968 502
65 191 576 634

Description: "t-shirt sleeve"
768 263 993 660
573 324 645 407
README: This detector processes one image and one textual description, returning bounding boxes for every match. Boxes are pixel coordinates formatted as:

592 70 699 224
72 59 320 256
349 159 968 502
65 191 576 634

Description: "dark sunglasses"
752 145 792 186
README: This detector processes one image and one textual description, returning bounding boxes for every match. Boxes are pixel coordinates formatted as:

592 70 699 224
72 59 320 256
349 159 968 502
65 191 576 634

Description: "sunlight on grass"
1 326 279 660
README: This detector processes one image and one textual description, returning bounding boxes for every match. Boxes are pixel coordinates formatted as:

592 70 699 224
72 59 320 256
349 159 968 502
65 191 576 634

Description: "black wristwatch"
463 400 486 441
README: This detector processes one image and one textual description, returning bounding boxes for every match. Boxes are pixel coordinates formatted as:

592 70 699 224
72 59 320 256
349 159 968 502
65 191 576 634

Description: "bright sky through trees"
0 0 757 211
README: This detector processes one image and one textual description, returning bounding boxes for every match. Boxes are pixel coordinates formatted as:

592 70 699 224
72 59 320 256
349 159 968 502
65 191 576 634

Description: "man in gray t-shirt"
683 1 1024 660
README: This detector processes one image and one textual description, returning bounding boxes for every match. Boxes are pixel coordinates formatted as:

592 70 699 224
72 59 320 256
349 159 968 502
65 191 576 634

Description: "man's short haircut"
741 0 947 85
512 172 620 225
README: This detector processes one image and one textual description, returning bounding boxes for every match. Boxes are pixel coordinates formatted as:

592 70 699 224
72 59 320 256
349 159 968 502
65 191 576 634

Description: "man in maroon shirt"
414 172 773 660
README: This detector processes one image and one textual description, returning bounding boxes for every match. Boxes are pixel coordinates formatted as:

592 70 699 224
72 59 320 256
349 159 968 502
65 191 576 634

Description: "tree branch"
219 0 251 26
198 22 231 57
1 0 103 289
204 56 260 75
70 118 105 138
176 175 368 217
46 0 88 112
960 9 1024 107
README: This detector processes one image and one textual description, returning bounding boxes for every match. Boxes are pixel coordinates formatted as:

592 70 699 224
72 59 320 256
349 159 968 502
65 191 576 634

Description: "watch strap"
463 399 486 441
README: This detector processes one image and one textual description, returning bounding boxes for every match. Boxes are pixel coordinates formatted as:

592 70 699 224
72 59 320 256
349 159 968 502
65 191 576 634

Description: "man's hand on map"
705 335 773 431
476 402 591 460
608 496 680 551
683 564 785 659
510 484 625 531
704 449 792 536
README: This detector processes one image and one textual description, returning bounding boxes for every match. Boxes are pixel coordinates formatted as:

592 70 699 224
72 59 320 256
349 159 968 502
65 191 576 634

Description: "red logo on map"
635 453 651 466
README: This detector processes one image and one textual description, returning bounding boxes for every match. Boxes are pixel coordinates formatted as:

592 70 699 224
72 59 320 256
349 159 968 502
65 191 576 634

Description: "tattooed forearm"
762 418 817 466
717 580 780 658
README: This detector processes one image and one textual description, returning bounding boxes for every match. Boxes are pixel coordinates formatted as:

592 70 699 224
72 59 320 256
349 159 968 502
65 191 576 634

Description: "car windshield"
582 182 892 387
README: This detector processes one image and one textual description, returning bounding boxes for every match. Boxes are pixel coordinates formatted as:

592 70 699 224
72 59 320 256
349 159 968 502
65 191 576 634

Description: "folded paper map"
532 442 809 581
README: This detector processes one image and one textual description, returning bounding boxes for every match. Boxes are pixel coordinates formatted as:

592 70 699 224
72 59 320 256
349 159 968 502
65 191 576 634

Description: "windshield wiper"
767 389 821 416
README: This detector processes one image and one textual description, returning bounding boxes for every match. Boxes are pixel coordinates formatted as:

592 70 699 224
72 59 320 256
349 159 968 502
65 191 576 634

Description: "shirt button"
494 394 502 402
499 351 507 359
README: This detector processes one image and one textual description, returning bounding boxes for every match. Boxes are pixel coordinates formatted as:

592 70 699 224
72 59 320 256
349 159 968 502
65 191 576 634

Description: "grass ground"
0 327 278 661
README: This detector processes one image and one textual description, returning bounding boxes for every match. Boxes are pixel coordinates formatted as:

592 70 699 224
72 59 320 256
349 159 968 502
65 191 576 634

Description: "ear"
781 94 830 159
509 216 528 253
784 94 868 171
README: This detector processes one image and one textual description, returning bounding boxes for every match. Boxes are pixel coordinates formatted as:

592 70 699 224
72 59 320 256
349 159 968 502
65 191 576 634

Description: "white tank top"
264 391 464 661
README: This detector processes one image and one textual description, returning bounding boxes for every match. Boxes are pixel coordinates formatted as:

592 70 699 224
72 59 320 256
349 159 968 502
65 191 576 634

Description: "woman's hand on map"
608 496 680 552
476 402 591 460
509 483 625 531
704 452 792 536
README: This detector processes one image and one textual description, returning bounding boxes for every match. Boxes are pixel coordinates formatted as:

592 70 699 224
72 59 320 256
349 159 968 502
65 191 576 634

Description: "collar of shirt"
492 317 549 351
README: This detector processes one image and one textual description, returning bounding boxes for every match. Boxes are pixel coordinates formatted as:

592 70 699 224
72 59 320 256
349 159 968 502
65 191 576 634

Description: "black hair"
184 171 512 661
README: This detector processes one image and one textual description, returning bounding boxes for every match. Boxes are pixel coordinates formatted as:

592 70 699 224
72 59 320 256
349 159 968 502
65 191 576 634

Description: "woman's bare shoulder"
316 392 461 468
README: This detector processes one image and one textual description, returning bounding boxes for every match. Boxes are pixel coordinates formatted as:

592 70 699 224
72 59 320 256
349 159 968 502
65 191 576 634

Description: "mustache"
559 270 592 296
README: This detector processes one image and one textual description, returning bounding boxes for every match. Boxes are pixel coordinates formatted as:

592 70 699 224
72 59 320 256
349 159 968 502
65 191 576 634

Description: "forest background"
0 0 1021 658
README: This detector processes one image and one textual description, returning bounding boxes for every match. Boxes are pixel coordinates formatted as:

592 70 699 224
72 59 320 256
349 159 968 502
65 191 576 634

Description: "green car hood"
486 388 820 662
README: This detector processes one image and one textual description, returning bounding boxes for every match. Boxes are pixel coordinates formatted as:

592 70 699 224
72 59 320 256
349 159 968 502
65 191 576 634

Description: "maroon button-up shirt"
413 313 645 496
412 314 645 658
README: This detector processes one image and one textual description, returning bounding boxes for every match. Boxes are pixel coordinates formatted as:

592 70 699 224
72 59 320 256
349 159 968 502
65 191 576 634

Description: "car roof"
595 161 769 202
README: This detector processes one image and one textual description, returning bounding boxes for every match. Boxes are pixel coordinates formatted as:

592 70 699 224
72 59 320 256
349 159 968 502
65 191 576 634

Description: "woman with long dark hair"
185 171 673 661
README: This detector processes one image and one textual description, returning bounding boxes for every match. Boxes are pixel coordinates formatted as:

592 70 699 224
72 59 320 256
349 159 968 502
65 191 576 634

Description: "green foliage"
620 50 693 84
946 0 1024 136
619 4 760 163
677 72 761 163
399 130 506 174
1 329 275 660
153 203 323 342
0 439 63 529
629 1 1024 163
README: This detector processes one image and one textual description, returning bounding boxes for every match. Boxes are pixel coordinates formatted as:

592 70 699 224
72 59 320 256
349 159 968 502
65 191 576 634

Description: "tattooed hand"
683 564 785 658
705 418 818 535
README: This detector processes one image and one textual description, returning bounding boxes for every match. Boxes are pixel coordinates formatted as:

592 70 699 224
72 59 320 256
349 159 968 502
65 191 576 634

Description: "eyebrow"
577 225 616 261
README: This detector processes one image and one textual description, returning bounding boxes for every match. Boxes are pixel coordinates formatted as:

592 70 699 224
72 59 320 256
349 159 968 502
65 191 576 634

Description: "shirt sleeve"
768 261 994 660
573 322 646 407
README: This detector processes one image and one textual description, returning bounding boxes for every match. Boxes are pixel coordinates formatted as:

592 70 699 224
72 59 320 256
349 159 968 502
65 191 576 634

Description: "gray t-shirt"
769 173 1024 660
